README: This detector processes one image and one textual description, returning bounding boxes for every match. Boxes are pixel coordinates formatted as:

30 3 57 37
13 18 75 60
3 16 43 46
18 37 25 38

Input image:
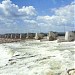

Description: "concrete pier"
19 34 22 39
26 33 35 39
20 34 26 39
8 34 12 38
4 34 9 38
11 34 15 39
0 31 75 42
10 34 12 39
47 31 57 41
0 34 4 38
3 33 27 39
65 31 75 41
4 34 6 38
4 34 13 39
35 33 44 40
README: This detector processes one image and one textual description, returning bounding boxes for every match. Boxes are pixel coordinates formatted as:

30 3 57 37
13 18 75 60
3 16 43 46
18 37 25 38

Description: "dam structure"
65 31 75 41
26 33 35 39
0 31 75 42
34 33 44 40
47 31 58 41
3 33 27 39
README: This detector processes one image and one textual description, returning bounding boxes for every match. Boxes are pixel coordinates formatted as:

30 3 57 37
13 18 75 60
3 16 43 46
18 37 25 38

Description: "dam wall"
0 33 27 39
34 33 44 40
26 33 35 39
47 31 58 41
65 31 75 41
0 31 75 42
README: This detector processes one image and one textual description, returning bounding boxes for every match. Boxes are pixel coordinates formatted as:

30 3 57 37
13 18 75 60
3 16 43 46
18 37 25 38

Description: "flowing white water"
0 40 75 75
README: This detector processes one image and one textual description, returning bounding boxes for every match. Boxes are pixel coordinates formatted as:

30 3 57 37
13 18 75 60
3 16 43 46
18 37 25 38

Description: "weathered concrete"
0 31 75 42
26 33 35 39
7 34 12 38
0 34 4 38
4 34 20 39
15 34 20 39
2 33 26 39
65 31 75 41
47 31 57 41
4 34 14 39
11 34 16 39
57 36 65 42
20 34 22 39
20 33 26 39
35 33 44 40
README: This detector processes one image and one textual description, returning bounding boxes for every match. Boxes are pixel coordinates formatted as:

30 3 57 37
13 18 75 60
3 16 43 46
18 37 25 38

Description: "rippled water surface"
0 40 75 75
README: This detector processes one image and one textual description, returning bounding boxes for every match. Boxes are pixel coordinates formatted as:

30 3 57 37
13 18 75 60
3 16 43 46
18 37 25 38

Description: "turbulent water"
0 40 75 75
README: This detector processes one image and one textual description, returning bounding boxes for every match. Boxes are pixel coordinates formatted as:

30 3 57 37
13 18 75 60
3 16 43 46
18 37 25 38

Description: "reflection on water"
0 40 75 75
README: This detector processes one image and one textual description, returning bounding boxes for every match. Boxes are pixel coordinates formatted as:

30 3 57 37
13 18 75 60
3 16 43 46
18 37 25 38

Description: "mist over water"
0 40 75 75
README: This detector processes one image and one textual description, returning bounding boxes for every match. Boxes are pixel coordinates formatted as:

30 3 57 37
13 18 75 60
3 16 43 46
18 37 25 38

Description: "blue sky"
6 0 74 14
0 0 74 33
1 0 73 15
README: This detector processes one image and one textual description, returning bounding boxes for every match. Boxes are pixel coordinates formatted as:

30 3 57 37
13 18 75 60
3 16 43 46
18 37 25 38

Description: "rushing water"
0 40 75 75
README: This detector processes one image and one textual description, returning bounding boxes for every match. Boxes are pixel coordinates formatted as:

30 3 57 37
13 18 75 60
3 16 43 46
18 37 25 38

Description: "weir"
20 34 26 39
35 33 44 40
26 33 35 39
47 31 57 41
0 31 75 42
65 31 75 41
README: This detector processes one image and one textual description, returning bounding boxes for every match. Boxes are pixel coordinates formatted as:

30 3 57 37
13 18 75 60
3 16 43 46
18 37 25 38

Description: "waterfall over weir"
0 40 75 75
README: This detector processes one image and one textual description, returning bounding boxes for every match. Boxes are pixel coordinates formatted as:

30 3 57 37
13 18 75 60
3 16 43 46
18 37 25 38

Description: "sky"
0 0 75 33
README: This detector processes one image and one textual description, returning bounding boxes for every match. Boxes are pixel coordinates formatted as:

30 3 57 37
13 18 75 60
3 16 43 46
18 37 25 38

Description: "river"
0 40 75 75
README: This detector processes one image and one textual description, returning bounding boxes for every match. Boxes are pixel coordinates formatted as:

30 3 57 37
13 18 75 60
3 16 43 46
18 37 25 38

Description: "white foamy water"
0 40 75 75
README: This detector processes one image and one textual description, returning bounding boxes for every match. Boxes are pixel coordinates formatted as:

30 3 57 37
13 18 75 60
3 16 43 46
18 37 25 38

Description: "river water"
0 40 75 75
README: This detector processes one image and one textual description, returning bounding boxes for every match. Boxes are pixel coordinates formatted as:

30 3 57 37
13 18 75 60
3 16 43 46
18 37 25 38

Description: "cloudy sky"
0 0 75 33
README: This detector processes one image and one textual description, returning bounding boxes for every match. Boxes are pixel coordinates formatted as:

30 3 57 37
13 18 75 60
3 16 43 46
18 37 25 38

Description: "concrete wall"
26 33 35 39
47 31 57 41
20 34 26 39
65 31 75 41
5 34 12 38
4 34 16 39
0 31 75 42
3 34 26 39
0 34 5 38
35 33 44 40
15 34 21 39
57 36 65 42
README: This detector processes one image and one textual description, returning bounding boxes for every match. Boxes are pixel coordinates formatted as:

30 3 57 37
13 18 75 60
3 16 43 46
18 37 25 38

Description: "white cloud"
0 0 37 33
24 20 37 24
18 6 36 16
37 2 75 32
0 0 74 33
0 0 36 16
0 0 18 16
